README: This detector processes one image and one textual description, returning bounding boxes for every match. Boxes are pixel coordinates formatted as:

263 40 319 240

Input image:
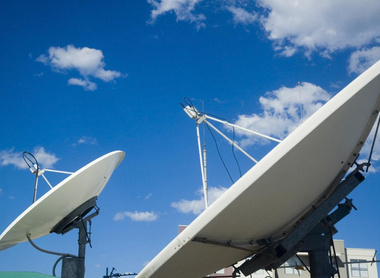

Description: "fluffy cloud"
113 211 158 222
0 147 59 169
37 45 122 91
233 82 331 146
147 1 380 62
348 47 380 74
171 186 228 214
257 0 380 57
147 0 206 27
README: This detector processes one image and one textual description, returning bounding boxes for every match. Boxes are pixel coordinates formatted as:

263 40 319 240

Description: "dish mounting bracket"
235 163 367 278
27 197 100 278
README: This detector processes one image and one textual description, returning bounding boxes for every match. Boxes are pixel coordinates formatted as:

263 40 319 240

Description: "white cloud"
226 6 257 25
233 82 331 146
0 149 28 169
113 211 158 222
147 0 206 28
171 186 228 215
0 147 59 169
71 136 99 147
33 147 59 168
256 0 380 57
348 47 380 74
68 78 97 91
147 1 380 59
92 68 122 82
37 45 122 90
76 136 98 146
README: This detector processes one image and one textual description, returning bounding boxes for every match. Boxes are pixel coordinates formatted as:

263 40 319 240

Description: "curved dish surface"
0 150 125 251
137 61 380 278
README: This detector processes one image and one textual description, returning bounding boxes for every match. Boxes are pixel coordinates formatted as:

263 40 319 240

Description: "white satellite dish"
0 150 125 251
136 60 380 278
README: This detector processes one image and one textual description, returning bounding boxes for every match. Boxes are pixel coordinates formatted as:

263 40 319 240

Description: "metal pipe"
204 120 259 164
41 173 53 189
203 147 208 208
205 114 282 143
44 169 74 175
32 174 39 203
197 124 208 208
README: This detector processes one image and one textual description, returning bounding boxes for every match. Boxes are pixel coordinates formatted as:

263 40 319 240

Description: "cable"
52 256 64 276
81 218 92 248
232 127 242 177
26 233 77 257
367 114 380 172
182 98 243 182
201 109 243 179
206 124 234 184
184 97 194 107
22 151 39 172
203 112 243 177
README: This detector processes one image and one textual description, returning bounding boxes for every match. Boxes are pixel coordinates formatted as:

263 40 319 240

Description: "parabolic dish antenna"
0 150 125 251
136 61 380 278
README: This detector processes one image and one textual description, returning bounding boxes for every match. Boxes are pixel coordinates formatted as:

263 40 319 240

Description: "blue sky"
1 0 380 277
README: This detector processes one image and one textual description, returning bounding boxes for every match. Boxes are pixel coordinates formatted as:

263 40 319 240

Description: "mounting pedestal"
27 201 99 278
61 220 88 278
307 235 336 278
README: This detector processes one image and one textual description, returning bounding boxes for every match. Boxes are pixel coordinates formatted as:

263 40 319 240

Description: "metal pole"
32 174 39 203
77 220 87 278
61 221 87 278
203 146 208 208
197 124 208 208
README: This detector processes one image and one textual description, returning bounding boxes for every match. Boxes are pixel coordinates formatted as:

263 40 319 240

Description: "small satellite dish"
0 150 125 251
136 60 380 278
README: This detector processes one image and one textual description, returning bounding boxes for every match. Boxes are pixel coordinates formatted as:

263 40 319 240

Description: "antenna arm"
204 119 259 164
205 114 282 143
44 169 74 175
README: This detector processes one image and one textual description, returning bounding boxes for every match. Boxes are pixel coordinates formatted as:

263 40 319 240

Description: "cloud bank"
147 0 380 71
37 45 122 91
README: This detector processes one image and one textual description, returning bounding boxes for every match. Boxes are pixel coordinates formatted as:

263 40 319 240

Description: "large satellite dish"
136 61 380 278
0 150 125 251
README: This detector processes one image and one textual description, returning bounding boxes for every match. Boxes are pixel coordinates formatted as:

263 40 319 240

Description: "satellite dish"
0 150 125 251
136 60 380 278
